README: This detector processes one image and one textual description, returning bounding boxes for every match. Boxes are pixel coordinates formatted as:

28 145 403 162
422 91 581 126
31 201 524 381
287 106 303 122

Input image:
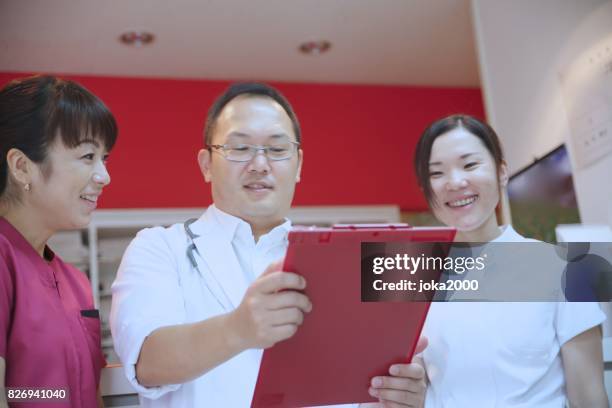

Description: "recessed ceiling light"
119 31 155 47
298 40 331 55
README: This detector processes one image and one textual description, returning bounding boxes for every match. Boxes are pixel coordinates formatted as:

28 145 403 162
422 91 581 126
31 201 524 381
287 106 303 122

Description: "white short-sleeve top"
422 225 605 407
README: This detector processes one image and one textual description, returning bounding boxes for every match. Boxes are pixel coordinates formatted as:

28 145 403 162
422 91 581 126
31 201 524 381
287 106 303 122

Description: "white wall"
471 0 612 225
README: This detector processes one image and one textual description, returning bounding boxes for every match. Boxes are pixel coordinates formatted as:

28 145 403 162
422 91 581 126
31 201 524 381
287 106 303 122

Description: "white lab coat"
110 205 286 407
110 205 358 408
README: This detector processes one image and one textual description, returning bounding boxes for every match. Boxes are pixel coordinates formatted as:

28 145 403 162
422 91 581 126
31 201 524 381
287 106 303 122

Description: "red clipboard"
252 225 456 408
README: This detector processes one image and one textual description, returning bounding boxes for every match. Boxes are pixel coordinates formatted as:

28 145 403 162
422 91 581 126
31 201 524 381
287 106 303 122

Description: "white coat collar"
207 204 291 246
187 205 291 309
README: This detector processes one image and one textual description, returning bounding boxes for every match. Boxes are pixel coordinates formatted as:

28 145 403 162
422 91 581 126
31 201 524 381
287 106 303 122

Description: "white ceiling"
0 0 481 87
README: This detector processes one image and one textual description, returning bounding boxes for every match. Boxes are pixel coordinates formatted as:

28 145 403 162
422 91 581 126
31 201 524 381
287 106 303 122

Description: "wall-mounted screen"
507 144 580 243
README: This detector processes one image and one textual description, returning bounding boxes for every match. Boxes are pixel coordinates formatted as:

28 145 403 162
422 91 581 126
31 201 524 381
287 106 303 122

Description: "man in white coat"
110 82 427 407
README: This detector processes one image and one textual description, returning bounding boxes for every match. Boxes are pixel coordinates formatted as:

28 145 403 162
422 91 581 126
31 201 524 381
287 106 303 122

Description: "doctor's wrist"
222 311 251 354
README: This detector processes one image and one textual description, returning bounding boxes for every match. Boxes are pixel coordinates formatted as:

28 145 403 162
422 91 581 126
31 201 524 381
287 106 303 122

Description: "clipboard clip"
332 223 411 229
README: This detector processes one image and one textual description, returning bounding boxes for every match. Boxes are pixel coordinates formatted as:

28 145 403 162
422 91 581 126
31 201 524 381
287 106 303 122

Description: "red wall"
0 72 484 211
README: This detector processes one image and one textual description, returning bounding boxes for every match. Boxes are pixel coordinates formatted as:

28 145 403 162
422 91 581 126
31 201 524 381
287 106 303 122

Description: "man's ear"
499 159 509 187
197 149 212 183
295 149 303 183
6 148 34 186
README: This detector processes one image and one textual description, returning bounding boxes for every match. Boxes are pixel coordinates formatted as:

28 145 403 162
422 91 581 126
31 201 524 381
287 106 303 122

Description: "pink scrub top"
0 218 105 407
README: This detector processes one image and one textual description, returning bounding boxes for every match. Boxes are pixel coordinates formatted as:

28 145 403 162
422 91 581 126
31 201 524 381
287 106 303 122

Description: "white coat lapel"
190 218 250 310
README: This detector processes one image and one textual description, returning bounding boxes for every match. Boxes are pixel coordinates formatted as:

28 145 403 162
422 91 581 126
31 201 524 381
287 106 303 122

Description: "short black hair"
414 114 504 207
0 75 118 198
203 82 301 146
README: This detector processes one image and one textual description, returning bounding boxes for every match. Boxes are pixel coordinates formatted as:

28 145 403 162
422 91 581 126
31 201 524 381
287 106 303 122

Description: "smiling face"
28 136 111 231
428 127 507 241
199 95 302 235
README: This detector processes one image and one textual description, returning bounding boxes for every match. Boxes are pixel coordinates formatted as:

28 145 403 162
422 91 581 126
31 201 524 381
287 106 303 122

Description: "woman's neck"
1 205 52 257
454 215 501 243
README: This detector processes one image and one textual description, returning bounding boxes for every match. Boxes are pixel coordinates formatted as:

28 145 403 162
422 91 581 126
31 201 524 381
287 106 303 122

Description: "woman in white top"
412 114 608 407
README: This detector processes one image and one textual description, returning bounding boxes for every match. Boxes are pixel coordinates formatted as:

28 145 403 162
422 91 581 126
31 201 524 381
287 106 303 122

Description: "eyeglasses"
209 141 300 162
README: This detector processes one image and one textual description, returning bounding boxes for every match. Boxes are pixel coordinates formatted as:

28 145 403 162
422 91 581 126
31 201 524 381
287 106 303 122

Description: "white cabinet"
50 206 400 362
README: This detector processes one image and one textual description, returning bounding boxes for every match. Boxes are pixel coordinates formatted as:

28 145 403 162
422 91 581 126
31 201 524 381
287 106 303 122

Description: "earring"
24 183 31 192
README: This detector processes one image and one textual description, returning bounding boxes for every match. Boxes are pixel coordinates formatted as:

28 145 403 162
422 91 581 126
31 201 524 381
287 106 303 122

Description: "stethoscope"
183 218 231 311
184 218 200 270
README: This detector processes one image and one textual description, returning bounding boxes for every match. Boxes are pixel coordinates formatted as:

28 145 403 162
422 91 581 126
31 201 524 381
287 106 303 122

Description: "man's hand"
364 337 428 408
227 260 312 350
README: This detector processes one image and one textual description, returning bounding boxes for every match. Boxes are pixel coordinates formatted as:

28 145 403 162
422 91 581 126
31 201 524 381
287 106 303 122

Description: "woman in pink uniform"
0 75 117 407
